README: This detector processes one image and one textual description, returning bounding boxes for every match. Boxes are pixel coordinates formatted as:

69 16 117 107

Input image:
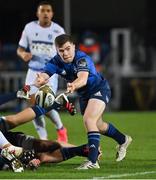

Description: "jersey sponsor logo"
35 33 38 36
31 41 54 57
32 40 53 45
78 59 87 67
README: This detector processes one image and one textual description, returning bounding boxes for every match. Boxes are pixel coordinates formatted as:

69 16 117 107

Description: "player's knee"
97 121 108 132
83 115 96 129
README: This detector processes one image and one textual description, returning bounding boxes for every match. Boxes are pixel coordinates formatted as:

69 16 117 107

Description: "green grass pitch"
0 111 156 179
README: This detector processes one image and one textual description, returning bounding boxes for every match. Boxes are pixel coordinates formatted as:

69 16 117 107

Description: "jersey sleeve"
60 27 65 35
76 58 89 73
18 25 28 49
57 24 65 35
44 63 57 77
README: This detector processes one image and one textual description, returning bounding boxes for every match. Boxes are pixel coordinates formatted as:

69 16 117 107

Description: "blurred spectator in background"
131 33 147 71
79 31 110 73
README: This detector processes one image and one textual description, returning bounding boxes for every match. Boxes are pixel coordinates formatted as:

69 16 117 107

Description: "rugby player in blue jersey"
35 34 132 169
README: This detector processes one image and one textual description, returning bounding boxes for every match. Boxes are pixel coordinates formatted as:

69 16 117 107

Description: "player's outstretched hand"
34 73 49 88
17 85 30 100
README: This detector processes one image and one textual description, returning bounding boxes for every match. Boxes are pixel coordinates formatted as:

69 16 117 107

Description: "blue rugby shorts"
79 86 111 115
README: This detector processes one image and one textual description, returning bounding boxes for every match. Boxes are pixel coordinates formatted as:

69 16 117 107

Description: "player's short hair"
37 1 53 10
55 34 74 47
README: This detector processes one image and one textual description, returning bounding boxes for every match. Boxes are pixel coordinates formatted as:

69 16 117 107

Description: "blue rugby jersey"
44 50 109 96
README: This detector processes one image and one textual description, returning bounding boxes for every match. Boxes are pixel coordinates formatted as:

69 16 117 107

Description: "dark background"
0 0 155 46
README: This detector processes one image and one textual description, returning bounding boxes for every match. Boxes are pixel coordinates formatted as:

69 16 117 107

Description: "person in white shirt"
17 1 68 142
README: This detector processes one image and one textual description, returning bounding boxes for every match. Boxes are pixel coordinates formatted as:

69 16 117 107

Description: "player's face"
57 42 75 63
37 5 53 26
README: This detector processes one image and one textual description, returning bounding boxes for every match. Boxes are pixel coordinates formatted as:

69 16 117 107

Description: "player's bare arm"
67 71 89 93
5 108 36 129
2 89 76 129
17 47 32 62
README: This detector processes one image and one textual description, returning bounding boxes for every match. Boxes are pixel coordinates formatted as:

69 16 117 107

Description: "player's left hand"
20 150 40 170
29 159 40 170
35 73 49 87
67 83 76 93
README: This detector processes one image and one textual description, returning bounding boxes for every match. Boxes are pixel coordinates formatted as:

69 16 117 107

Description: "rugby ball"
35 85 55 108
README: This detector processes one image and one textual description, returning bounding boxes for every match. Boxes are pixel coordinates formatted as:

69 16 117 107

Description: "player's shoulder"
75 50 89 61
54 54 63 64
24 21 38 29
50 54 60 64
75 50 92 66
51 21 65 34
52 55 66 68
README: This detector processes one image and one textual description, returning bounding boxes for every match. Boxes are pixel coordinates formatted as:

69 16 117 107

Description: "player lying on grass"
0 130 102 171
0 86 101 171
0 85 76 172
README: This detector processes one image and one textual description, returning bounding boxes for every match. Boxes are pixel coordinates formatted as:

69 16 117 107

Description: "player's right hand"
34 73 49 87
22 52 32 62
67 83 76 94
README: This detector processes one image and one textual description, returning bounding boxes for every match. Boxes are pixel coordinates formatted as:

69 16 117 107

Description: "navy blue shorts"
79 85 111 115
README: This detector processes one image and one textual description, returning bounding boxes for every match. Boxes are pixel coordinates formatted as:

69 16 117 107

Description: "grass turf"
0 111 156 179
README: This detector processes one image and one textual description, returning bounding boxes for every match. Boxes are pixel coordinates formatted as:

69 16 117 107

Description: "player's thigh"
84 86 111 125
83 98 106 124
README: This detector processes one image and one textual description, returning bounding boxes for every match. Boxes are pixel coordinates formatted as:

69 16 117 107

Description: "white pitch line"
93 171 156 179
